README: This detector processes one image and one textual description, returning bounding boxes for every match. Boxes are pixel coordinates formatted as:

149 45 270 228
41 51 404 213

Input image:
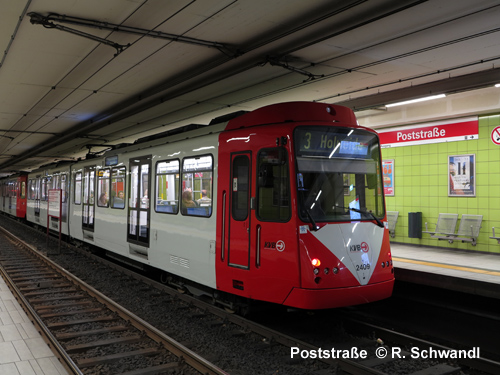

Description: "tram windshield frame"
294 126 385 224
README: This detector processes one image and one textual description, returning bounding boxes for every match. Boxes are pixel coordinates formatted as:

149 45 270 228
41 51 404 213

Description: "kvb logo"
264 240 285 251
350 242 369 252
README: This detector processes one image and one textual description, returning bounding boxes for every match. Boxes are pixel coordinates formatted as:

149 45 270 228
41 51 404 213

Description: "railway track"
341 318 500 375
0 225 228 375
2 215 500 374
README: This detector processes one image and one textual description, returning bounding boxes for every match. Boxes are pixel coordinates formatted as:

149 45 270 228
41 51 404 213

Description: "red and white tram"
216 102 393 309
0 173 27 219
1 102 394 310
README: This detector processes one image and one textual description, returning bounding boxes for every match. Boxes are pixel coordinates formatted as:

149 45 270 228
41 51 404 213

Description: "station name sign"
377 117 478 148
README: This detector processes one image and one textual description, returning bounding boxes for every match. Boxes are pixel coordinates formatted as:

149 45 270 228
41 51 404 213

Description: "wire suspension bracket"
266 56 324 82
28 12 234 56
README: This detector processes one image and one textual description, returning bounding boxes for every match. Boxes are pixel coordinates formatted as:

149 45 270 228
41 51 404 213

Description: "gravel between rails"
0 215 332 375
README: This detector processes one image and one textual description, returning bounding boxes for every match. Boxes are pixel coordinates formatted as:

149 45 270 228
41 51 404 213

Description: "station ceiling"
1 0 500 176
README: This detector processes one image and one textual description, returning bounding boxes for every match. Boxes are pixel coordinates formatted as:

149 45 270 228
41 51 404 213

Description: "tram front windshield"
294 126 384 224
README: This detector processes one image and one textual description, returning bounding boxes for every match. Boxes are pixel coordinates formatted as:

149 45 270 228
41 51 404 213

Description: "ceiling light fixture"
385 94 446 107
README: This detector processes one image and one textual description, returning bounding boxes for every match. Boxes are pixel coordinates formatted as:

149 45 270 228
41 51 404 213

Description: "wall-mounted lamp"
385 94 446 108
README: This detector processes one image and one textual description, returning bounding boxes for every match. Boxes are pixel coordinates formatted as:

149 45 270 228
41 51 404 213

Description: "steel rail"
9 215 496 375
0 225 229 375
0 226 82 375
346 319 500 375
64 231 500 375
69 234 387 375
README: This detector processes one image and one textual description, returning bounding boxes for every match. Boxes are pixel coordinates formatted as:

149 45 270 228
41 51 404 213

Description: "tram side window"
41 178 48 201
181 155 213 217
28 179 34 200
51 173 67 202
61 174 68 203
97 169 110 207
155 160 179 214
74 172 82 205
111 167 126 209
20 181 26 199
52 174 60 191
232 155 249 221
257 148 290 222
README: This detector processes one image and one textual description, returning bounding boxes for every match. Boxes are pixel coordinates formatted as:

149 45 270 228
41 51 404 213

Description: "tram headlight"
313 268 320 275
311 258 321 267
332 267 339 274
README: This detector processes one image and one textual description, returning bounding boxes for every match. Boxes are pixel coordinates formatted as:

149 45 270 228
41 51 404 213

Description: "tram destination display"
295 128 372 159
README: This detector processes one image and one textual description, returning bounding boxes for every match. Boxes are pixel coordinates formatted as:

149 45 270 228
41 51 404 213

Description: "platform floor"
391 242 500 299
0 276 69 375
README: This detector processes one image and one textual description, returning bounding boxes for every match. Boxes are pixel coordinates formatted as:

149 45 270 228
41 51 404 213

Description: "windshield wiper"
349 207 384 228
304 209 320 231
334 205 384 228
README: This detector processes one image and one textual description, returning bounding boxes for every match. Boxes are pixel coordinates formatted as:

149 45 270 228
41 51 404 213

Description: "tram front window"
294 127 384 224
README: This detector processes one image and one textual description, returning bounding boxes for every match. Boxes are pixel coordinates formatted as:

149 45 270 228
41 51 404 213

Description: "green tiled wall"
382 114 500 253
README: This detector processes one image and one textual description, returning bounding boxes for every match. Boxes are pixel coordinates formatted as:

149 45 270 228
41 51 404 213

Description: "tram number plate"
356 263 370 271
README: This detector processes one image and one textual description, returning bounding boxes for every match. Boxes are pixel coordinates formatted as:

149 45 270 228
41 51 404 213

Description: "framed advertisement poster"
448 154 475 196
382 160 394 196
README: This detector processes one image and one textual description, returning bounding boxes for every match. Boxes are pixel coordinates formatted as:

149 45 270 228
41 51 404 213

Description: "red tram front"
216 102 394 310
1 174 27 219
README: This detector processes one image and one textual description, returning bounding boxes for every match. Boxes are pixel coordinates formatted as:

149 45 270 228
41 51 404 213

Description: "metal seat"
424 213 458 236
448 214 483 246
424 213 482 246
490 227 500 244
386 211 399 238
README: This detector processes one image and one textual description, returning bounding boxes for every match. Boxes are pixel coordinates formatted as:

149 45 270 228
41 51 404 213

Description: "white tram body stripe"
311 223 384 285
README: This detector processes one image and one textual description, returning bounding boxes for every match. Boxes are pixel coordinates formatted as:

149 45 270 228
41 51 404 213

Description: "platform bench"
491 227 500 244
424 213 458 242
448 214 483 246
386 211 399 238
424 213 482 246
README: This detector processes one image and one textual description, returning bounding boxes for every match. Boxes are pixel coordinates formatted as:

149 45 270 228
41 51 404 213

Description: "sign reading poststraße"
378 117 478 148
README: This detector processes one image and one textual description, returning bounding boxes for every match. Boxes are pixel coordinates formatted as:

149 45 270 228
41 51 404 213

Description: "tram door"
82 166 95 231
228 152 251 269
34 177 41 217
128 156 151 246
1 182 5 211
